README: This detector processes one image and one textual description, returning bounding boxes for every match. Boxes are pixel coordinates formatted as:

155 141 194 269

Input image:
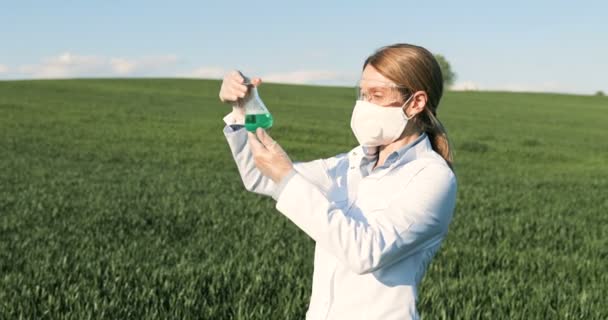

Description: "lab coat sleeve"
274 162 457 275
223 109 344 198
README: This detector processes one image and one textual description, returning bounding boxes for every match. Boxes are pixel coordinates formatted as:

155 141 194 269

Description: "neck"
374 131 422 169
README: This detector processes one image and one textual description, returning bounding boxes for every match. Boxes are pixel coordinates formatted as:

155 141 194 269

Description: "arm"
223 107 344 198
223 106 277 196
274 162 457 275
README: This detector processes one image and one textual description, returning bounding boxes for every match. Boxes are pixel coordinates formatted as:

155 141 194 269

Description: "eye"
370 89 384 97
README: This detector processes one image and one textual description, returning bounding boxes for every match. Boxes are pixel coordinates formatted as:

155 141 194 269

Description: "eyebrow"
359 79 398 86
359 86 392 92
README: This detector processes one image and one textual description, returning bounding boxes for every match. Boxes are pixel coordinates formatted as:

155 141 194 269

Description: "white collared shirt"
223 110 457 320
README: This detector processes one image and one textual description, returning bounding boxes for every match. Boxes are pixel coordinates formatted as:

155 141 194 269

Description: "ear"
406 91 428 117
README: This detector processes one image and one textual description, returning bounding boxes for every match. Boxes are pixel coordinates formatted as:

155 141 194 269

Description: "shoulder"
292 149 351 181
392 157 457 223
397 155 456 191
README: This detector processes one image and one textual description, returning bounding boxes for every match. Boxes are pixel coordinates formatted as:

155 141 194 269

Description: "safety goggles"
356 79 411 107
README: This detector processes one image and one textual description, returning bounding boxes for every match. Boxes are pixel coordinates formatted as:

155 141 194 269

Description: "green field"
1 79 606 319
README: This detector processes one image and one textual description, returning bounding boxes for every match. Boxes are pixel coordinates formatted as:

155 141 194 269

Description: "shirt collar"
385 132 428 166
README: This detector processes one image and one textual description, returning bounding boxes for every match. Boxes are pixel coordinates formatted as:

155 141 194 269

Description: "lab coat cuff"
226 124 245 132
272 168 297 201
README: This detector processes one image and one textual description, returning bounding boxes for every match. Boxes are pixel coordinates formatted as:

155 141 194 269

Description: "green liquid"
245 113 274 132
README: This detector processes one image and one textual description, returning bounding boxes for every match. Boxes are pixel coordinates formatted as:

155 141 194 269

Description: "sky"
1 0 606 94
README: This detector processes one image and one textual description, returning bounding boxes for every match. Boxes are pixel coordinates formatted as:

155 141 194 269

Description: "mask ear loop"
401 94 416 120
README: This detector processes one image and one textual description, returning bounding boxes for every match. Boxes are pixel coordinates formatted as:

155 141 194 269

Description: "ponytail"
418 108 453 169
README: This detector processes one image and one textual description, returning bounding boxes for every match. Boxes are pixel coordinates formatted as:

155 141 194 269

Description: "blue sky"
1 0 606 94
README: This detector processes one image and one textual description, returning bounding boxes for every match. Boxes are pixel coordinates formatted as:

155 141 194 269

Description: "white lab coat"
222 109 457 320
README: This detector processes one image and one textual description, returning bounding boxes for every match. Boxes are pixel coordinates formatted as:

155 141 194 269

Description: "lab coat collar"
350 132 432 178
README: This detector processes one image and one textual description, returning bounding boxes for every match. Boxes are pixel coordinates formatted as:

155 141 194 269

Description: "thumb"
251 77 263 87
256 128 276 149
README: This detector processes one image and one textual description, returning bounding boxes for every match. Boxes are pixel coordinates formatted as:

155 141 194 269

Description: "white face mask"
350 95 414 147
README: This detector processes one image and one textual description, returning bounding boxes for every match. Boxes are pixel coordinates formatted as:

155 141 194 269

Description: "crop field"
1 79 606 319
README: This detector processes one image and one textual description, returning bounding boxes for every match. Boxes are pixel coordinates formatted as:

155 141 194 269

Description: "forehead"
360 64 395 87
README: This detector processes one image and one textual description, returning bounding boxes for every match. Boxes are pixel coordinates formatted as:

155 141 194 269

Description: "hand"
219 70 262 104
248 128 294 183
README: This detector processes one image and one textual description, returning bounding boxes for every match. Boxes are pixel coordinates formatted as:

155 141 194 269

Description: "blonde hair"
364 43 454 168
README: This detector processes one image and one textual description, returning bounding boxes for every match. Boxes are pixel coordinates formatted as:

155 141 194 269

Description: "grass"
1 79 607 319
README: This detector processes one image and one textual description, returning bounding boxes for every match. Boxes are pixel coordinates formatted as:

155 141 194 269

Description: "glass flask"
240 76 273 132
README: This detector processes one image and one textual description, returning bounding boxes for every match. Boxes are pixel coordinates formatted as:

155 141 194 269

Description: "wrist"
272 168 296 201
231 104 245 124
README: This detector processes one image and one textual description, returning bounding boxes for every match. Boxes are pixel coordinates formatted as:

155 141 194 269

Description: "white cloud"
179 66 226 79
178 68 356 86
110 58 136 75
450 81 479 91
261 70 352 85
450 80 587 95
487 81 571 93
110 55 178 75
7 55 587 94
18 53 105 78
472 81 588 94
13 52 179 78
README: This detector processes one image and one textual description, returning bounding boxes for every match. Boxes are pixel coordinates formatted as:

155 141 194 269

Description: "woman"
219 43 457 320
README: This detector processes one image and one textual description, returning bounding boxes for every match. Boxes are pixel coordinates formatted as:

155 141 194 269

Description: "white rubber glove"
219 70 262 124
247 128 294 183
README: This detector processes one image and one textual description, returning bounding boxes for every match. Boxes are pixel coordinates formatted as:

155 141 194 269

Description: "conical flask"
240 76 273 132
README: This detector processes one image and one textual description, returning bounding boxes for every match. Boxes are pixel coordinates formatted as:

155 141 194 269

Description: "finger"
256 128 277 149
232 89 245 99
247 131 267 153
252 77 262 87
233 86 248 96
232 83 247 92
237 70 252 85
232 70 244 83
230 87 246 98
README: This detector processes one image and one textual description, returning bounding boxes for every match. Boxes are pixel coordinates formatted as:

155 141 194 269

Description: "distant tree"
434 54 456 87
595 90 605 96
